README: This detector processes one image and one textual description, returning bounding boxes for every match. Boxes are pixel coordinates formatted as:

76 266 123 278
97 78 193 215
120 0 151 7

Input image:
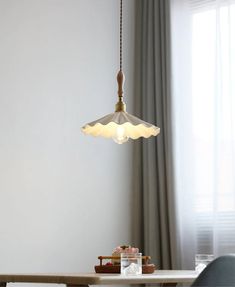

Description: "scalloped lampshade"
82 111 160 144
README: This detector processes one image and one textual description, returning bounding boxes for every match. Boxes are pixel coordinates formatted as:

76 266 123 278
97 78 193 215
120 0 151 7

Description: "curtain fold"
132 0 179 270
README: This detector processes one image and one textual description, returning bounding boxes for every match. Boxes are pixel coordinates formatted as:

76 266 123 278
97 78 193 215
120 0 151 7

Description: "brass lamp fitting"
115 99 126 112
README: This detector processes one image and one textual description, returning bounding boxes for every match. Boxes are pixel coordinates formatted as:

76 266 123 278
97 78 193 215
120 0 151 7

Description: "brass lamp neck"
115 70 126 112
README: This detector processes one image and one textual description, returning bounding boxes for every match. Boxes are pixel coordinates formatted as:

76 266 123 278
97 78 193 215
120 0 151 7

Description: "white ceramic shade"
82 111 160 141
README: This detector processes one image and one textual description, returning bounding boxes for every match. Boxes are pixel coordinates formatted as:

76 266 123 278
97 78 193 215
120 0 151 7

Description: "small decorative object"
94 245 156 274
121 253 142 275
195 254 214 273
112 245 139 264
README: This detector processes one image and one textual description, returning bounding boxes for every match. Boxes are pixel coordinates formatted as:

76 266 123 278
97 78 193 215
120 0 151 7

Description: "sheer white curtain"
171 0 235 269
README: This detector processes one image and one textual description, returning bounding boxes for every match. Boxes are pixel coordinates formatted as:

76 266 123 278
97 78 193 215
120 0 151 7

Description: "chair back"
192 255 235 286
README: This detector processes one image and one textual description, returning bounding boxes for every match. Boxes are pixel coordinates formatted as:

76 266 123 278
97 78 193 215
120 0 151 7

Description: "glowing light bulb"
112 125 129 144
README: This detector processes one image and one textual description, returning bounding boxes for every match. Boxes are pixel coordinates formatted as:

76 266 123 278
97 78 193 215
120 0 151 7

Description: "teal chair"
192 255 235 286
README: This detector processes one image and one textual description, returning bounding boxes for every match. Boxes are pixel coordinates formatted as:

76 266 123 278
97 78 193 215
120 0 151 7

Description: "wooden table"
0 270 198 286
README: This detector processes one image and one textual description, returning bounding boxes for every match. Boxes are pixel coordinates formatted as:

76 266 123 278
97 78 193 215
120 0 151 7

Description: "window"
171 0 235 267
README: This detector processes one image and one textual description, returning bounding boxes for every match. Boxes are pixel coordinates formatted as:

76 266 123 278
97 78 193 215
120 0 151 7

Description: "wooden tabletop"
0 270 198 286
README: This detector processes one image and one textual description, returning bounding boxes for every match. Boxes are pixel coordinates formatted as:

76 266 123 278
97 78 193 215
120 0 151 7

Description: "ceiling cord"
120 0 123 71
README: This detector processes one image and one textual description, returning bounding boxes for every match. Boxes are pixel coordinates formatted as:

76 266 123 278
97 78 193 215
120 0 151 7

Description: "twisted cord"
120 0 123 71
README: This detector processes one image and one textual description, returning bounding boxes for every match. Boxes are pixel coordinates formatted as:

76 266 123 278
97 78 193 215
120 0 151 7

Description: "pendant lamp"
82 0 160 144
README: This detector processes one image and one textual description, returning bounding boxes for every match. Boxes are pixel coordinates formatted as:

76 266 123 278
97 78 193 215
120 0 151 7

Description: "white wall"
0 0 135 279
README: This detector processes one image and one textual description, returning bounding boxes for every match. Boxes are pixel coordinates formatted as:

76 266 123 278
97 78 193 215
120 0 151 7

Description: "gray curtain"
132 0 179 270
